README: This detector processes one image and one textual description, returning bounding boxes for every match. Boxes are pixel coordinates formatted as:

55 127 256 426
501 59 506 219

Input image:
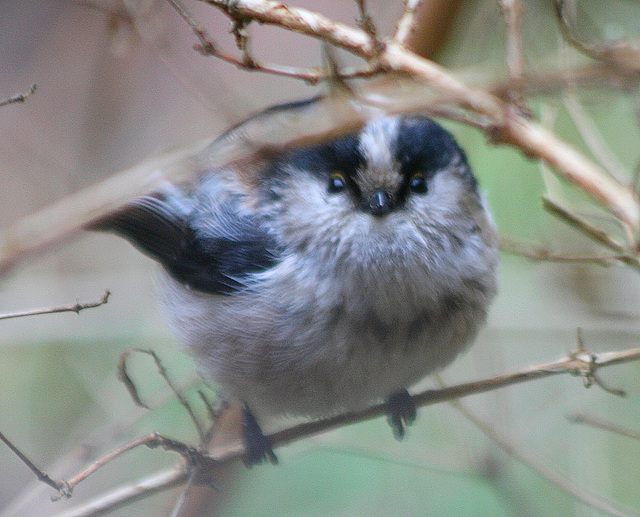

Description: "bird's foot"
242 408 278 466
386 389 417 440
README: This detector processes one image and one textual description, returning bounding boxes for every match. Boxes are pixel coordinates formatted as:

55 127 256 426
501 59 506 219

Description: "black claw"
242 408 278 466
386 389 417 440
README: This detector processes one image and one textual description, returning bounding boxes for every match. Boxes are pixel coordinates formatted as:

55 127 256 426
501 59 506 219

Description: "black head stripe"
395 117 475 188
283 131 363 180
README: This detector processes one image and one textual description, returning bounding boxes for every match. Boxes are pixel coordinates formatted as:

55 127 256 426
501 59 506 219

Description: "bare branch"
486 63 639 104
569 413 640 441
165 0 211 45
200 0 376 57
543 197 626 252
500 235 632 266
393 0 422 46
541 196 640 272
3 62 640 275
563 91 628 180
0 431 70 498
207 345 640 462
44 344 640 515
0 83 37 108
0 291 110 321
52 468 189 517
448 394 638 517
354 0 383 55
65 433 213 491
2 431 210 508
196 0 640 242
167 0 331 84
498 115 640 242
118 349 207 441
1 2 636 277
394 0 463 58
499 0 526 106
553 0 640 71
0 136 212 274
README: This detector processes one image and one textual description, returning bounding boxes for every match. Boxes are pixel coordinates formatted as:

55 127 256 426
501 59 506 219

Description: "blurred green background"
2 0 640 516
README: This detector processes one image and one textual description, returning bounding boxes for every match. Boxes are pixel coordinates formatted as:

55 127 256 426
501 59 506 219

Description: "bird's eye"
328 173 347 193
409 173 428 194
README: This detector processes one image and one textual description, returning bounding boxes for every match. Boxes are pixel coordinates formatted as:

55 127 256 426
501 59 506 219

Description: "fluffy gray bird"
91 100 499 464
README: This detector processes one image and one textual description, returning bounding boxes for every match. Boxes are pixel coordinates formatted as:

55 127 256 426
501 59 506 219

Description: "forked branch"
14 343 635 516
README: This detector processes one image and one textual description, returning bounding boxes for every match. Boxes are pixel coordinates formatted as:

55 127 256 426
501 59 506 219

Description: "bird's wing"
88 190 279 295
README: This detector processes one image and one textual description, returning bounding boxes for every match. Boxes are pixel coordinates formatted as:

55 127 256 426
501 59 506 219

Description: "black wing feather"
88 193 279 295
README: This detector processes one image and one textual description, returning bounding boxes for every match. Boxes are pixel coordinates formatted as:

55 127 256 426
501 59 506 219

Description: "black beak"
368 189 394 216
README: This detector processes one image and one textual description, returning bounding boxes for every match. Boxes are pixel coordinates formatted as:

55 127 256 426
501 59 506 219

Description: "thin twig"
1 2 637 275
167 0 329 84
52 467 189 517
553 0 599 61
500 236 631 266
490 63 638 100
0 291 110 321
563 91 627 180
573 328 626 396
65 433 214 490
569 413 640 441
118 349 206 441
230 18 254 65
397 0 465 59
2 431 211 505
447 394 638 517
165 0 213 49
168 469 200 517
44 344 640 516
499 0 526 106
206 345 640 462
0 431 69 497
197 389 223 425
194 29 328 84
201 0 376 57
542 196 640 270
0 84 37 108
1 60 638 275
354 0 383 55
198 0 640 242
393 0 422 46
543 197 626 252
553 0 640 71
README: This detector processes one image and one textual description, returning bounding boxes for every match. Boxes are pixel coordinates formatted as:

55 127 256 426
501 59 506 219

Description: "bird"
89 99 499 465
